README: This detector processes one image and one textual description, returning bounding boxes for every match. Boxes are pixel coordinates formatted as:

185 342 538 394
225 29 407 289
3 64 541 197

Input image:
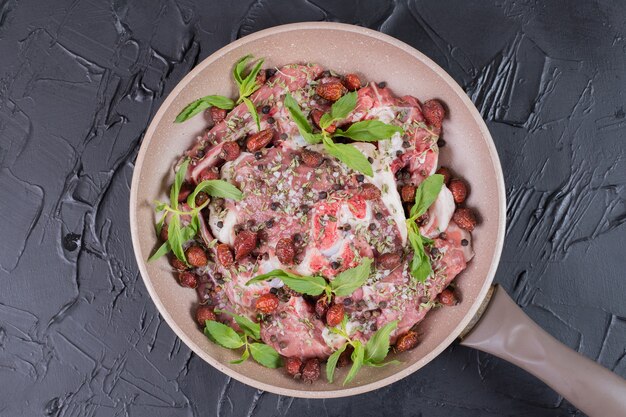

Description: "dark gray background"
1 1 625 416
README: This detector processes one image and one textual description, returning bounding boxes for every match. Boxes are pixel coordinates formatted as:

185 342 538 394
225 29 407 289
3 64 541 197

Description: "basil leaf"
216 309 261 341
283 93 322 144
331 258 373 296
233 55 252 86
170 159 190 209
204 321 244 349
409 174 444 220
187 180 243 207
329 91 357 122
249 343 282 368
242 97 260 131
336 120 403 142
323 139 373 177
326 343 348 383
343 340 364 385
154 200 167 212
230 347 250 364
175 95 235 123
167 214 186 263
246 270 327 296
364 320 398 364
148 241 170 262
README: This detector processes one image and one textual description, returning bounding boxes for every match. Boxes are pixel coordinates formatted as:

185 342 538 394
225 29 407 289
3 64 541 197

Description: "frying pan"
129 22 626 416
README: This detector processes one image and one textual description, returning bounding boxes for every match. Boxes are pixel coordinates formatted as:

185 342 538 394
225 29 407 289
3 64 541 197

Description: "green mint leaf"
148 241 170 262
365 359 401 368
283 93 321 144
329 91 357 122
336 120 403 142
364 320 398 364
242 97 261 131
216 309 261 340
323 138 373 177
154 200 167 212
187 179 243 208
409 174 444 220
233 55 252 86
167 214 187 263
170 159 190 209
326 343 348 383
175 95 235 123
407 223 432 283
239 58 264 98
343 340 364 385
319 113 333 129
246 269 327 296
330 258 373 296
249 343 282 368
204 321 245 349
230 347 250 364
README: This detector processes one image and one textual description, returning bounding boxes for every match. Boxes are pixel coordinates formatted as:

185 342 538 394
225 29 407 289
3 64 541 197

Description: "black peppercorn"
270 201 280 211
267 117 275 124
377 81 387 88
279 133 288 140
261 105 271 114
375 212 383 220
437 138 446 147
461 239 469 246
216 221 224 228
331 261 340 270
402 141 410 149
254 151 262 160
318 191 327 200
356 174 365 183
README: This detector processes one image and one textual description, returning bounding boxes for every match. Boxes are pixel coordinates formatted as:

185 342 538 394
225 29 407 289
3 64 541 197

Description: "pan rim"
129 21 506 398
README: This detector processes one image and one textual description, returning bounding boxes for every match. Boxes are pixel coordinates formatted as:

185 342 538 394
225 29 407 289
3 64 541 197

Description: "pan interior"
129 22 505 398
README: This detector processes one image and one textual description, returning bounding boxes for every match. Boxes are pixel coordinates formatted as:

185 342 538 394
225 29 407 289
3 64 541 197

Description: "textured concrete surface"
1 1 625 416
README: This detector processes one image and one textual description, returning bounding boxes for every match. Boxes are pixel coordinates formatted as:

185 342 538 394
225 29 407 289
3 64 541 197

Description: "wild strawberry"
343 73 361 91
400 185 417 203
256 293 279 313
210 107 227 123
178 271 198 288
275 237 295 264
285 357 303 377
448 179 468 204
315 296 330 318
452 208 477 232
195 305 216 326
316 81 346 101
325 304 344 327
234 230 258 260
395 331 419 352
301 358 321 383
216 244 234 267
422 99 445 128
185 245 208 267
171 257 188 271
198 167 219 181
221 141 241 161
301 149 324 167
438 288 459 306
246 128 274 152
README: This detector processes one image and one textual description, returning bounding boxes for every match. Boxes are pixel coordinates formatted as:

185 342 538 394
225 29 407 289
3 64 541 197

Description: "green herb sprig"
148 159 243 264
326 318 399 384
245 258 373 299
175 55 266 127
405 174 444 282
283 92 403 176
204 310 282 368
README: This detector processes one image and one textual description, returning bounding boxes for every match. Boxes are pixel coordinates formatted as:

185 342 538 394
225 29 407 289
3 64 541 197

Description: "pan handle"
459 285 626 417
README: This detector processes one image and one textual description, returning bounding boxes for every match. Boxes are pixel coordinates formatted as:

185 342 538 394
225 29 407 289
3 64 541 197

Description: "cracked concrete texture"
0 1 624 416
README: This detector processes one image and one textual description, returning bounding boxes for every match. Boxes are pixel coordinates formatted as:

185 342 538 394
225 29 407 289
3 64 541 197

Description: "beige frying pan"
129 22 626 416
